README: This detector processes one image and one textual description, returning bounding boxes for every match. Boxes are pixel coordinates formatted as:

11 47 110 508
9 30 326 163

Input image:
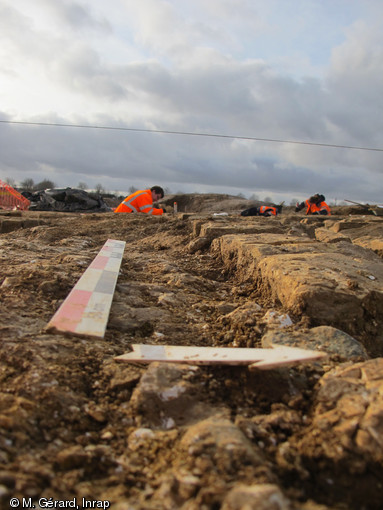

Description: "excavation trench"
1 207 383 509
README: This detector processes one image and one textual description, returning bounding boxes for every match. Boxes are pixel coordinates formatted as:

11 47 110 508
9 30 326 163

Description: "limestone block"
315 227 351 243
352 235 383 257
200 222 283 239
212 234 383 354
330 220 366 233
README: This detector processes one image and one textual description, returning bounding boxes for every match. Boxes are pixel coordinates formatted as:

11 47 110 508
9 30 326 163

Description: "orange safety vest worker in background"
114 186 165 215
240 204 283 217
259 206 278 216
295 194 331 216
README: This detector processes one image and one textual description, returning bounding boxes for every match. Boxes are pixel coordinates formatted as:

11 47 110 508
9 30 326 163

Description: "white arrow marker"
115 344 326 370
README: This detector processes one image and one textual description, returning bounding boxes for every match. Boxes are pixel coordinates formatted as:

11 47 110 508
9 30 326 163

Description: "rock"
215 301 238 314
129 363 226 428
84 403 107 423
104 364 142 392
236 405 303 446
220 303 262 327
158 292 180 307
221 483 290 510
261 310 293 328
180 417 266 474
187 237 211 253
127 428 155 451
262 326 368 361
55 445 88 469
109 303 169 333
167 272 216 290
1 277 20 288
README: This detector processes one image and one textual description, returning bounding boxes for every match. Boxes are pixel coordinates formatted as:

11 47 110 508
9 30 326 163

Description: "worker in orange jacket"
295 194 331 215
114 186 165 215
240 204 283 217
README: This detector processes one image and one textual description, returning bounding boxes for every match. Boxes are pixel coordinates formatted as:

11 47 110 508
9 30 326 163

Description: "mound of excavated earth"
1 200 383 510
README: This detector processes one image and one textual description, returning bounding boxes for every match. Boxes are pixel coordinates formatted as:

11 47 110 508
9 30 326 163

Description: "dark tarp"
22 188 112 212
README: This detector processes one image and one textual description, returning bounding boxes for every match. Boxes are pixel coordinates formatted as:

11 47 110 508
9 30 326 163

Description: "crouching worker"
295 194 331 215
114 186 165 215
241 204 283 217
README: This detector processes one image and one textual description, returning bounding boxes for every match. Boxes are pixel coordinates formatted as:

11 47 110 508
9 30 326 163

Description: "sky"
1 0 383 204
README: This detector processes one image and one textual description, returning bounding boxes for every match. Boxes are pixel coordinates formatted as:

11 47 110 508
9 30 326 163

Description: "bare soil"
1 195 383 510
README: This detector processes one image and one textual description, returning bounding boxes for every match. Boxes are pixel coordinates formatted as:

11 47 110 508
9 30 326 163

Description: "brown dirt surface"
1 194 383 510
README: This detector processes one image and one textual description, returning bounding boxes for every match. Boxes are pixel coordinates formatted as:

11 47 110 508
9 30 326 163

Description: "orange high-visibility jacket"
259 206 277 216
114 189 163 215
305 200 331 215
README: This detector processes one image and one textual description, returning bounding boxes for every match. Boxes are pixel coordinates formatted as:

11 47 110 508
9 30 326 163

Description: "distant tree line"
5 177 108 195
5 177 56 192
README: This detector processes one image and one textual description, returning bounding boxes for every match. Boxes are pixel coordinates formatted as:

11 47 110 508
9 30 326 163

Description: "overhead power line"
0 118 382 152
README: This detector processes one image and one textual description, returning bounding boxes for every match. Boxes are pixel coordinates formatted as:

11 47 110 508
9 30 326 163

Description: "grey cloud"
0 4 50 59
325 21 383 147
52 47 128 100
38 0 112 33
113 60 329 146
0 3 33 34
0 1 113 87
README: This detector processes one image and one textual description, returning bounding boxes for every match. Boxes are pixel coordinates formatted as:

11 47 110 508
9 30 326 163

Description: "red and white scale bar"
46 239 126 338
